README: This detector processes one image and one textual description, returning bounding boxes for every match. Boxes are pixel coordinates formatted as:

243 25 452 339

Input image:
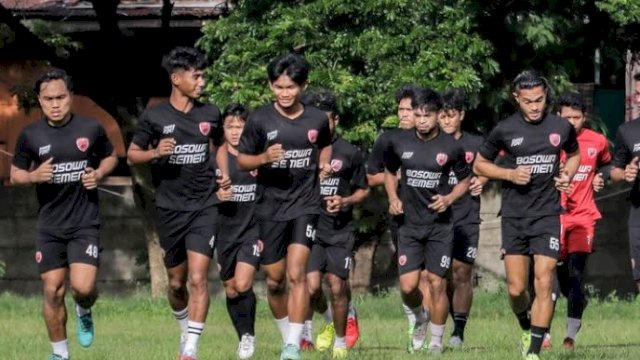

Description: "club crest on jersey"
308 129 318 143
549 133 561 147
38 144 51 156
250 169 258 177
76 137 89 152
199 122 211 136
398 254 407 266
331 159 343 172
436 153 448 166
465 151 475 164
35 251 42 263
587 147 597 158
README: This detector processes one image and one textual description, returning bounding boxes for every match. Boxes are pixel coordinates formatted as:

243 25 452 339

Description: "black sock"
226 289 257 339
567 253 588 319
528 326 547 355
516 310 531 331
452 312 469 340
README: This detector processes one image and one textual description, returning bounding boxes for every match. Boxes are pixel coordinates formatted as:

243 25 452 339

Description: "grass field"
0 289 638 359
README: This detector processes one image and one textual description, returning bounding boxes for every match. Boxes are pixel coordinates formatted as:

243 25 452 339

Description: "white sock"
567 317 582 340
276 316 289 343
184 321 204 353
323 307 333 324
286 322 304 347
303 320 313 341
348 302 357 319
411 306 427 324
75 304 91 317
403 303 417 327
172 307 189 335
334 336 346 349
429 323 445 347
51 339 69 358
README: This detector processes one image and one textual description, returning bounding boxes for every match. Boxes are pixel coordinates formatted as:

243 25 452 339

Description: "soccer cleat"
428 343 444 355
332 347 348 359
49 355 68 360
562 337 575 350
316 322 335 352
238 334 256 359
525 354 540 360
405 323 414 353
76 312 95 348
542 333 552 349
520 331 531 357
279 344 301 360
300 338 315 351
449 335 463 349
345 310 360 349
411 320 428 352
179 349 197 360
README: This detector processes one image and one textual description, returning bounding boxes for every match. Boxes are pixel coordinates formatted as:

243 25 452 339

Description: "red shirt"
561 128 611 221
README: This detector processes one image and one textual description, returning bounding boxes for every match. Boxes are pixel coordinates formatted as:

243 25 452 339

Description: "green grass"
0 289 638 359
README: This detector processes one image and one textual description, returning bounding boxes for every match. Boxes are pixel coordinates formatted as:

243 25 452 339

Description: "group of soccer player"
10 45 640 360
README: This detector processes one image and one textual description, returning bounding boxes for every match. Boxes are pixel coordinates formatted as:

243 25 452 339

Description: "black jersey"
448 131 484 225
318 136 368 234
131 101 221 211
366 129 398 175
238 104 332 221
478 112 578 218
215 151 258 243
612 118 640 207
12 115 113 230
385 129 470 226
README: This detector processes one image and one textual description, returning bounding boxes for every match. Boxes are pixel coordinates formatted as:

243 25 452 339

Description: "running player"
301 90 369 359
11 68 118 360
385 88 471 355
610 72 640 294
366 85 433 352
214 103 260 359
236 53 332 360
127 47 223 360
474 70 580 360
438 89 486 348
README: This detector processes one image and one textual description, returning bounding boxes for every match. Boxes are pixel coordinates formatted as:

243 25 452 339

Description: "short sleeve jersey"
448 131 484 225
214 151 258 243
612 118 640 207
478 113 579 218
561 128 611 220
385 129 471 226
318 137 369 234
366 129 398 175
12 115 113 230
131 101 221 211
238 104 332 221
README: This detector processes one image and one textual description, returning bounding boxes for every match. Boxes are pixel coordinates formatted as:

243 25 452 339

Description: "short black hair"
161 46 206 74
301 90 339 115
395 84 418 104
35 68 73 94
634 73 640 82
442 88 466 112
412 87 442 112
267 53 310 85
556 91 587 113
512 70 548 92
222 103 249 124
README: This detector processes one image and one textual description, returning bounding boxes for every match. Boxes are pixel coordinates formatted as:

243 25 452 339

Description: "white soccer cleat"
238 334 256 359
411 320 429 351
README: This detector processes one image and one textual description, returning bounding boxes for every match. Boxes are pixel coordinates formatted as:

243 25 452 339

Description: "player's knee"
507 281 527 299
168 277 187 293
70 283 95 300
328 277 347 298
234 278 253 293
188 272 208 293
427 274 446 294
399 281 417 295
286 266 307 285
43 282 65 303
453 266 472 286
267 277 286 296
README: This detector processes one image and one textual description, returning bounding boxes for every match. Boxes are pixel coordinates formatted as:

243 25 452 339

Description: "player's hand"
469 176 483 196
509 166 532 185
593 172 605 192
155 138 176 157
29 157 53 183
389 198 403 215
216 187 233 202
319 163 332 181
428 194 452 213
325 195 348 213
82 167 102 189
262 144 284 164
554 171 572 193
624 157 639 183
216 174 231 190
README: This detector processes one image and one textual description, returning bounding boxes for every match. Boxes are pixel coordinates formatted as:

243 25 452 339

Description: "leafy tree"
596 0 640 26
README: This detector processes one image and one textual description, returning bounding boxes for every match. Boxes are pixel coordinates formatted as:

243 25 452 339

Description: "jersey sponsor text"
230 183 256 202
405 168 442 189
271 148 312 169
515 154 556 174
51 160 88 184
168 143 208 165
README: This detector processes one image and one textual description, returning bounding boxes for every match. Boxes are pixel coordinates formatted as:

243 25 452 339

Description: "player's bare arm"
237 143 284 171
10 158 54 185
474 153 531 185
429 175 471 213
82 151 118 190
127 138 176 165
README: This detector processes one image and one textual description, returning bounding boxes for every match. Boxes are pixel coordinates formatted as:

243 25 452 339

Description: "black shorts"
501 215 560 259
308 231 355 279
259 214 318 265
451 223 480 264
216 228 261 282
397 223 453 278
629 207 640 281
155 205 218 269
35 225 100 274
388 214 404 251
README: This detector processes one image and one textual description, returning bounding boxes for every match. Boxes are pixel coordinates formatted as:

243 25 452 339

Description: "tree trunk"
351 238 378 295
